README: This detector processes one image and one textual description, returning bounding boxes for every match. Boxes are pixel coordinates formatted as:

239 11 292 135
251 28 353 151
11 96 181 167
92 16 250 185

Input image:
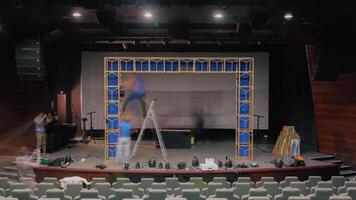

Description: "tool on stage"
82 112 96 143
130 99 168 162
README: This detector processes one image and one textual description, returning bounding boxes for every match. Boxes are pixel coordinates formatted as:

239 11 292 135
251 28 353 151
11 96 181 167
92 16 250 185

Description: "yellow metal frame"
104 56 254 160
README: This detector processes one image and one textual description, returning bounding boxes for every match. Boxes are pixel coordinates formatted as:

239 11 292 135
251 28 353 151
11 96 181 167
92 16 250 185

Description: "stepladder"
130 99 168 161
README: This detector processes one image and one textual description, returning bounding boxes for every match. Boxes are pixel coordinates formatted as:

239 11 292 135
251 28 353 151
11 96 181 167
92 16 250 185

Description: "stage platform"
33 140 340 183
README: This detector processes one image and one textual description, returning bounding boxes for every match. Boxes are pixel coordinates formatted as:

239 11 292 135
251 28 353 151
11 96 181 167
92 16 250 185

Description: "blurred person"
15 147 41 189
122 74 147 118
34 112 49 154
116 114 133 163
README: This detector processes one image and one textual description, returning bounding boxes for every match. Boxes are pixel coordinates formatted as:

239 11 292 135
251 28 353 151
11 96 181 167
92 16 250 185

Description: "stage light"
72 12 81 17
60 90 64 94
144 11 153 19
284 12 293 20
214 13 224 19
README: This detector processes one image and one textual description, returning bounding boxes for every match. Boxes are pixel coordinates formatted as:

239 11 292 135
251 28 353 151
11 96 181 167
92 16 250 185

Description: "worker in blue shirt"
116 114 133 163
122 74 147 118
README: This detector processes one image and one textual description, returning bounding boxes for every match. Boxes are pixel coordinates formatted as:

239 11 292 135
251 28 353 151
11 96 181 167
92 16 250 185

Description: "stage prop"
46 124 77 153
272 126 301 158
104 57 254 160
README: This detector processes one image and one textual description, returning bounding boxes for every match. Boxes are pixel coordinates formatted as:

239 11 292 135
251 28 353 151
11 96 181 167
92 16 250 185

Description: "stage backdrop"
81 52 269 129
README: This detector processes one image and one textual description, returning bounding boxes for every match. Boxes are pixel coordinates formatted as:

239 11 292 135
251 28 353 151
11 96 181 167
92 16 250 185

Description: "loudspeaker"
15 39 45 81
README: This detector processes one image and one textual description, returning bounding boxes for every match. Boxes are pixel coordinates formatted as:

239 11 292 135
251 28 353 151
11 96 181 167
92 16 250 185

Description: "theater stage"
33 139 340 183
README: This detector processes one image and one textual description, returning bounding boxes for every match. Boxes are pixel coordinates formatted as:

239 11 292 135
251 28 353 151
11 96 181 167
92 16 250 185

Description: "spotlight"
72 12 81 17
144 11 153 19
59 90 64 94
214 13 224 19
284 12 293 20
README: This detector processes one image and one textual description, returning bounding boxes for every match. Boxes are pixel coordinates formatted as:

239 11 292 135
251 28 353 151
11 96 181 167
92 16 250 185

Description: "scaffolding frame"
104 56 254 161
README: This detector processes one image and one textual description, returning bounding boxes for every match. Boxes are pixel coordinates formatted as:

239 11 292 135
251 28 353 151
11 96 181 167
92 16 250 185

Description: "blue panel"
181 60 193 71
240 61 250 71
240 103 250 115
107 117 119 129
210 60 223 71
121 60 134 71
108 73 118 86
240 88 249 101
108 146 116 158
108 103 119 115
136 60 149 71
225 61 237 71
107 60 119 71
165 61 179 71
239 132 250 143
239 146 250 157
107 87 118 100
195 61 208 71
239 117 249 129
240 74 250 86
108 132 118 144
150 60 164 71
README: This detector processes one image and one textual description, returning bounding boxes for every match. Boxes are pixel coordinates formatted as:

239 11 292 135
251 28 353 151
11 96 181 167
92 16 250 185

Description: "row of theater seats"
0 176 355 200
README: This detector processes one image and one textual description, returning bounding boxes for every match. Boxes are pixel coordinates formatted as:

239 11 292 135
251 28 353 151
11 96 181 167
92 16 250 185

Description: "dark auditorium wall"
312 72 356 167
0 36 44 154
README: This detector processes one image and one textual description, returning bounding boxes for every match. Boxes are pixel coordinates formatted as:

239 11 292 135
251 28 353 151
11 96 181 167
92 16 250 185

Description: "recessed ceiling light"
284 12 293 20
214 13 224 19
144 11 153 18
72 12 81 17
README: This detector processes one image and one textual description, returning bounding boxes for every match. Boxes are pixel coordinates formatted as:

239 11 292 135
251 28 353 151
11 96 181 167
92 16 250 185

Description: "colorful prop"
272 126 301 158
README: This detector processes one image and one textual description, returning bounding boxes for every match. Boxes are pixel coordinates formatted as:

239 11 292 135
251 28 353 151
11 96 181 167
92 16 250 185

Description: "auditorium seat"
90 178 106 189
331 177 346 191
209 188 239 200
206 198 228 200
165 198 187 200
93 183 114 199
34 183 55 198
6 182 26 196
74 189 105 200
43 178 60 189
177 188 205 200
307 188 334 200
0 188 5 197
174 183 197 196
233 183 251 198
261 182 281 198
19 178 38 189
233 177 253 188
165 178 180 191
0 178 10 190
310 181 333 193
108 189 139 200
212 178 230 189
146 183 172 195
274 188 301 200
329 196 352 200
247 197 269 200
280 177 299 188
0 198 18 200
337 182 356 194
112 178 130 189
143 189 169 200
339 187 356 199
123 183 144 198
201 182 224 197
11 189 38 200
241 188 271 200
139 179 154 191
189 178 207 190
287 197 311 200
289 182 310 196
256 177 274 188
39 198 62 200
65 184 82 199
44 189 72 200
303 177 322 189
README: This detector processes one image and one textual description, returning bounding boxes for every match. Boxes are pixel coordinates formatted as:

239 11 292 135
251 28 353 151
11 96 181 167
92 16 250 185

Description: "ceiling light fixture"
214 13 224 19
144 11 153 18
284 12 293 20
72 12 81 17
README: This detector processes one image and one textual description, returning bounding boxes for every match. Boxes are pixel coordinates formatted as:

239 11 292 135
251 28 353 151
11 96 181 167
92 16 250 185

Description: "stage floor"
43 139 330 170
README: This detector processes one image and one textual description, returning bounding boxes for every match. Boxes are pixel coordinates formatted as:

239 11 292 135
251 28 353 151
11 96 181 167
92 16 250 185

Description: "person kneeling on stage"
116 114 133 163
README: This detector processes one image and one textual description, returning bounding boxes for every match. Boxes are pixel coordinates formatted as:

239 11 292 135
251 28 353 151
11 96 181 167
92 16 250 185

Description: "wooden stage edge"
33 162 340 183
